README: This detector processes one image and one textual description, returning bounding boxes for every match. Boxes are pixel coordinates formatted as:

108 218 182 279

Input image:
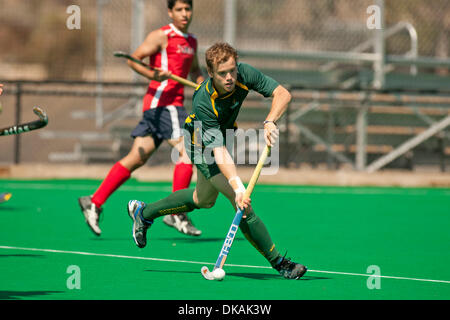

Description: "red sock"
172 162 193 192
91 162 131 208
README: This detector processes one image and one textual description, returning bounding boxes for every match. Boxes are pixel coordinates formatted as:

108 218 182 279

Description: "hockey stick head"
113 51 150 69
113 51 127 59
201 266 225 281
33 106 48 124
113 51 148 67
0 106 48 136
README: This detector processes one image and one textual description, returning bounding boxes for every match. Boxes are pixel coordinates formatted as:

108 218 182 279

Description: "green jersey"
184 62 279 148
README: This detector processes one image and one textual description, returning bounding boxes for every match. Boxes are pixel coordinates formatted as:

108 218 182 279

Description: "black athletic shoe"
127 200 153 248
274 254 307 279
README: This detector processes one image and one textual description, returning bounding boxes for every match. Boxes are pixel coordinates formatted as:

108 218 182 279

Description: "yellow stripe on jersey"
185 114 195 124
210 91 219 118
235 81 249 91
220 90 235 99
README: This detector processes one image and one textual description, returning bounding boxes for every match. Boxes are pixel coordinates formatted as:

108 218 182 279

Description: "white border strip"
1 245 449 284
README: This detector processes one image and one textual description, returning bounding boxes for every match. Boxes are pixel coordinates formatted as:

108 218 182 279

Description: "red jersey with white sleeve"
142 23 197 111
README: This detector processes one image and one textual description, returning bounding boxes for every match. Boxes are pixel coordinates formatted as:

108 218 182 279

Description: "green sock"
239 209 281 267
142 189 198 221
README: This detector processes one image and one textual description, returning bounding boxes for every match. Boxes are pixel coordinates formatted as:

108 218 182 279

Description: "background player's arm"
189 53 205 84
127 29 172 82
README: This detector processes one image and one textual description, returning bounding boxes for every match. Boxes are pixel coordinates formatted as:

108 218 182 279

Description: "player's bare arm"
213 145 250 211
264 85 292 147
212 145 238 182
127 29 172 82
189 54 204 84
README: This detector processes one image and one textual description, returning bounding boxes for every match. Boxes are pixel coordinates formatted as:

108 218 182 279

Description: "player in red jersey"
78 0 204 236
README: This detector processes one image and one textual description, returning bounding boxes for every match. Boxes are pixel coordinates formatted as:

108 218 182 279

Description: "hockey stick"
0 106 48 136
201 145 271 281
113 51 198 89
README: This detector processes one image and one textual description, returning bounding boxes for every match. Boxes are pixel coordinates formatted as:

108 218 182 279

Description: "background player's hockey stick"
0 106 48 136
201 145 271 281
113 51 198 89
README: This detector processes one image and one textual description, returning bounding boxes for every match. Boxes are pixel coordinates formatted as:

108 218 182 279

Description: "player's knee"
197 198 216 209
128 148 151 167
134 158 147 168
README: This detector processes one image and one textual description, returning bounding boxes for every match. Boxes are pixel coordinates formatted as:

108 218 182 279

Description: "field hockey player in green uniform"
127 42 307 279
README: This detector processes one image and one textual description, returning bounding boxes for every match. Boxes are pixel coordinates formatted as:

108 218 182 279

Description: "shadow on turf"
154 236 246 243
86 236 242 243
0 290 63 300
226 272 331 281
144 269 330 281
89 237 130 241
145 269 200 275
144 268 278 280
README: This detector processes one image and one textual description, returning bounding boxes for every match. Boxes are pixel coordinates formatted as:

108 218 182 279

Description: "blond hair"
205 42 238 73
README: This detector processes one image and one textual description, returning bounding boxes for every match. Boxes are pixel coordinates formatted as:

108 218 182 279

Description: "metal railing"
0 80 148 163
1 79 450 172
320 21 418 72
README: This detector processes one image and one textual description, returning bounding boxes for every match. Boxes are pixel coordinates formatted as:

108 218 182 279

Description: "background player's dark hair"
168 0 193 10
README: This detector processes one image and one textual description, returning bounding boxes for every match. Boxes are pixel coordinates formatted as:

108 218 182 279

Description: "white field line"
0 245 449 284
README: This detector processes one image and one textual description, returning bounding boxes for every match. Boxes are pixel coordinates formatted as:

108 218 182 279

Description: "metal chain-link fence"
1 0 449 81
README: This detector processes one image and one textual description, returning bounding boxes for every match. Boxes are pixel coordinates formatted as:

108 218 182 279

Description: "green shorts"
184 138 221 180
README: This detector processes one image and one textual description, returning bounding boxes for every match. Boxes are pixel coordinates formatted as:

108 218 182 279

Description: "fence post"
14 82 22 164
327 106 335 169
95 0 104 128
356 92 369 171
224 0 236 45
131 0 145 114
283 101 290 168
438 137 446 172
373 0 385 89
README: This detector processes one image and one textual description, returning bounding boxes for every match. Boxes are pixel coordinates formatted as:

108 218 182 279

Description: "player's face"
168 1 193 32
211 57 237 95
